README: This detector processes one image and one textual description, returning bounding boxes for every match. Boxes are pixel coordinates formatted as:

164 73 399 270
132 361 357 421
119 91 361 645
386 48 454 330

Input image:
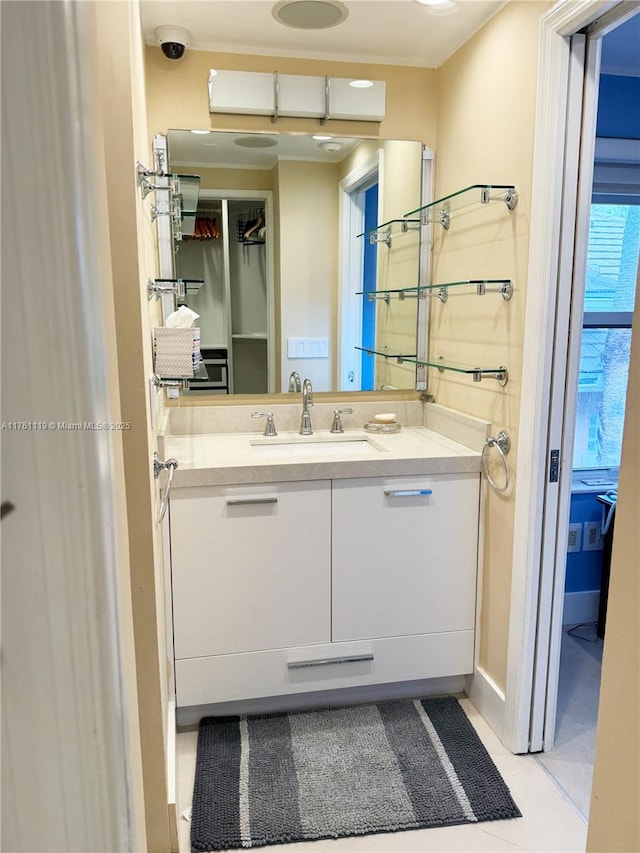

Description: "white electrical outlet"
567 522 582 553
583 520 603 551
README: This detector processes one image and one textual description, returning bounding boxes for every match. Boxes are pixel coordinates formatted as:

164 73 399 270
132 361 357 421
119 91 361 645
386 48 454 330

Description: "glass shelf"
356 218 421 247
355 346 508 385
153 360 210 388
355 346 417 363
405 184 518 230
356 279 513 303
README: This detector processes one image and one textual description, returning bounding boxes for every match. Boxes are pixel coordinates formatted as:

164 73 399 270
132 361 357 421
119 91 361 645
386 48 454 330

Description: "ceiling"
139 0 508 69
168 129 365 168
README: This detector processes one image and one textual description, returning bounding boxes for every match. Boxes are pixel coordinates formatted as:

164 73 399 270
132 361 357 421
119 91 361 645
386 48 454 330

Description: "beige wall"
95 2 173 850
433 1 548 689
277 160 339 390
178 164 274 193
587 277 640 852
145 48 436 144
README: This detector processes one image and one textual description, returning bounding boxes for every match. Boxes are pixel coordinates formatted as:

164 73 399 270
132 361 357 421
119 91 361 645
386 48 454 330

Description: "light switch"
287 337 329 359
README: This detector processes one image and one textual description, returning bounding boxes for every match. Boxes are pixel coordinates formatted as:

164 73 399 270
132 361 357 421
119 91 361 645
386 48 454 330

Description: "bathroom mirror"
166 129 423 394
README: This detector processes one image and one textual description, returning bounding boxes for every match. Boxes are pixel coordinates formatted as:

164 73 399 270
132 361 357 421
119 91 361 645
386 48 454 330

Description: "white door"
527 32 595 753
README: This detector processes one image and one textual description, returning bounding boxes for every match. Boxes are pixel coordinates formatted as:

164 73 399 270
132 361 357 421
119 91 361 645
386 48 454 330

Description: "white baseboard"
464 666 506 743
563 590 600 626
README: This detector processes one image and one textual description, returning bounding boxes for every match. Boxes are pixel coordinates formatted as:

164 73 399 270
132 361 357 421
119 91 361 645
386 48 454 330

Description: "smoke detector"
320 140 343 152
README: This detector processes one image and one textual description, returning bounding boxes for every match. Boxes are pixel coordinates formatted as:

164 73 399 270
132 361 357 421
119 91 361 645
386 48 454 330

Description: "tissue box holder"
154 327 200 378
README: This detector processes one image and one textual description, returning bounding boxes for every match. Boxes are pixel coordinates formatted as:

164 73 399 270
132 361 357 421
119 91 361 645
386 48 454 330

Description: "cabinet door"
171 480 331 658
332 474 479 642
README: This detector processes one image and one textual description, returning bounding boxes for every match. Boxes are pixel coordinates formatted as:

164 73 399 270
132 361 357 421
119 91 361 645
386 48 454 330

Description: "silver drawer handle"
384 489 433 497
288 653 374 669
226 497 278 506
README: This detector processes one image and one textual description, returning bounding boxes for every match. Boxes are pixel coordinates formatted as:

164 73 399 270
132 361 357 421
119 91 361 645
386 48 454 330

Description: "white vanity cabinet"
170 480 332 660
332 474 480 643
170 471 480 709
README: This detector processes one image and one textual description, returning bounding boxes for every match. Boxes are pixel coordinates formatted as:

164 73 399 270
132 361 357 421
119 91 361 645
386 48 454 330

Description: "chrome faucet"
288 371 301 392
330 408 353 434
299 378 314 435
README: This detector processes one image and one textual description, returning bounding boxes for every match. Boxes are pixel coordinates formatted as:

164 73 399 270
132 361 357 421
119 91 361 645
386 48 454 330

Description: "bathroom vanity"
162 403 486 713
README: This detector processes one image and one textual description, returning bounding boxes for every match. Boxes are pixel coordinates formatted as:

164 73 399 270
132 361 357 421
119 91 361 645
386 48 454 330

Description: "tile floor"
536 623 603 819
177 696 588 852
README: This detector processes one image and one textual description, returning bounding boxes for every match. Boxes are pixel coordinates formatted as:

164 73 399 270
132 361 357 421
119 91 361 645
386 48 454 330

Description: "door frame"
198 189 276 393
338 151 383 391
504 0 639 753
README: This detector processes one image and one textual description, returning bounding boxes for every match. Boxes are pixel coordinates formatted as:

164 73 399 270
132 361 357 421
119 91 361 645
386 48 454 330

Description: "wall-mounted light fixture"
208 69 386 124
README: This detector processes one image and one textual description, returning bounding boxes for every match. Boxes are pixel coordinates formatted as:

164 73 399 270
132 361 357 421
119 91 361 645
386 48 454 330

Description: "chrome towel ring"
482 430 511 493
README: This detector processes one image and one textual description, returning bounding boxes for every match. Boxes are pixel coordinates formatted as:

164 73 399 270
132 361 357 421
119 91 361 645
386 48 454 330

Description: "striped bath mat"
191 696 521 851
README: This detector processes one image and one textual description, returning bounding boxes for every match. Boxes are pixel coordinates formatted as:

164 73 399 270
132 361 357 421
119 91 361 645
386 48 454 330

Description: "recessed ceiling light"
272 1 348 30
312 134 333 141
349 80 374 89
414 0 458 12
234 136 278 149
190 129 211 135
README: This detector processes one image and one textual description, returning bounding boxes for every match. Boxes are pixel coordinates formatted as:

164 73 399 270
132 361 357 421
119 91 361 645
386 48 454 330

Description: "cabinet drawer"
332 473 480 642
170 481 331 658
175 630 475 707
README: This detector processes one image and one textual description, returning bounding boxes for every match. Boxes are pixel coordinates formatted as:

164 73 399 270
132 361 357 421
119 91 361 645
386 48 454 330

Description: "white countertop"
163 426 482 487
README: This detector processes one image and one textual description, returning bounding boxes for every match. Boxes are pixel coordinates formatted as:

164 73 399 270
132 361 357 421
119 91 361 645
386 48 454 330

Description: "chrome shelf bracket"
370 228 392 247
501 281 514 300
471 366 509 385
368 291 391 304
147 279 188 301
152 373 189 391
504 189 518 210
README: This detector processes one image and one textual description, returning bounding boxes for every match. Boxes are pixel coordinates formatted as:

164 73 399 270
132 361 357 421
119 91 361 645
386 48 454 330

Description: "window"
573 202 639 469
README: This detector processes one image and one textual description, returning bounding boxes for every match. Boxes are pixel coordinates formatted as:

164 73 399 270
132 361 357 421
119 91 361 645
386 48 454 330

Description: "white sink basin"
250 436 383 458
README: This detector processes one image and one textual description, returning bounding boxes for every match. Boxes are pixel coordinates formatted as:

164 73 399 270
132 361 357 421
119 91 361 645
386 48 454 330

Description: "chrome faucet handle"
251 411 277 437
288 371 301 392
330 408 354 434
